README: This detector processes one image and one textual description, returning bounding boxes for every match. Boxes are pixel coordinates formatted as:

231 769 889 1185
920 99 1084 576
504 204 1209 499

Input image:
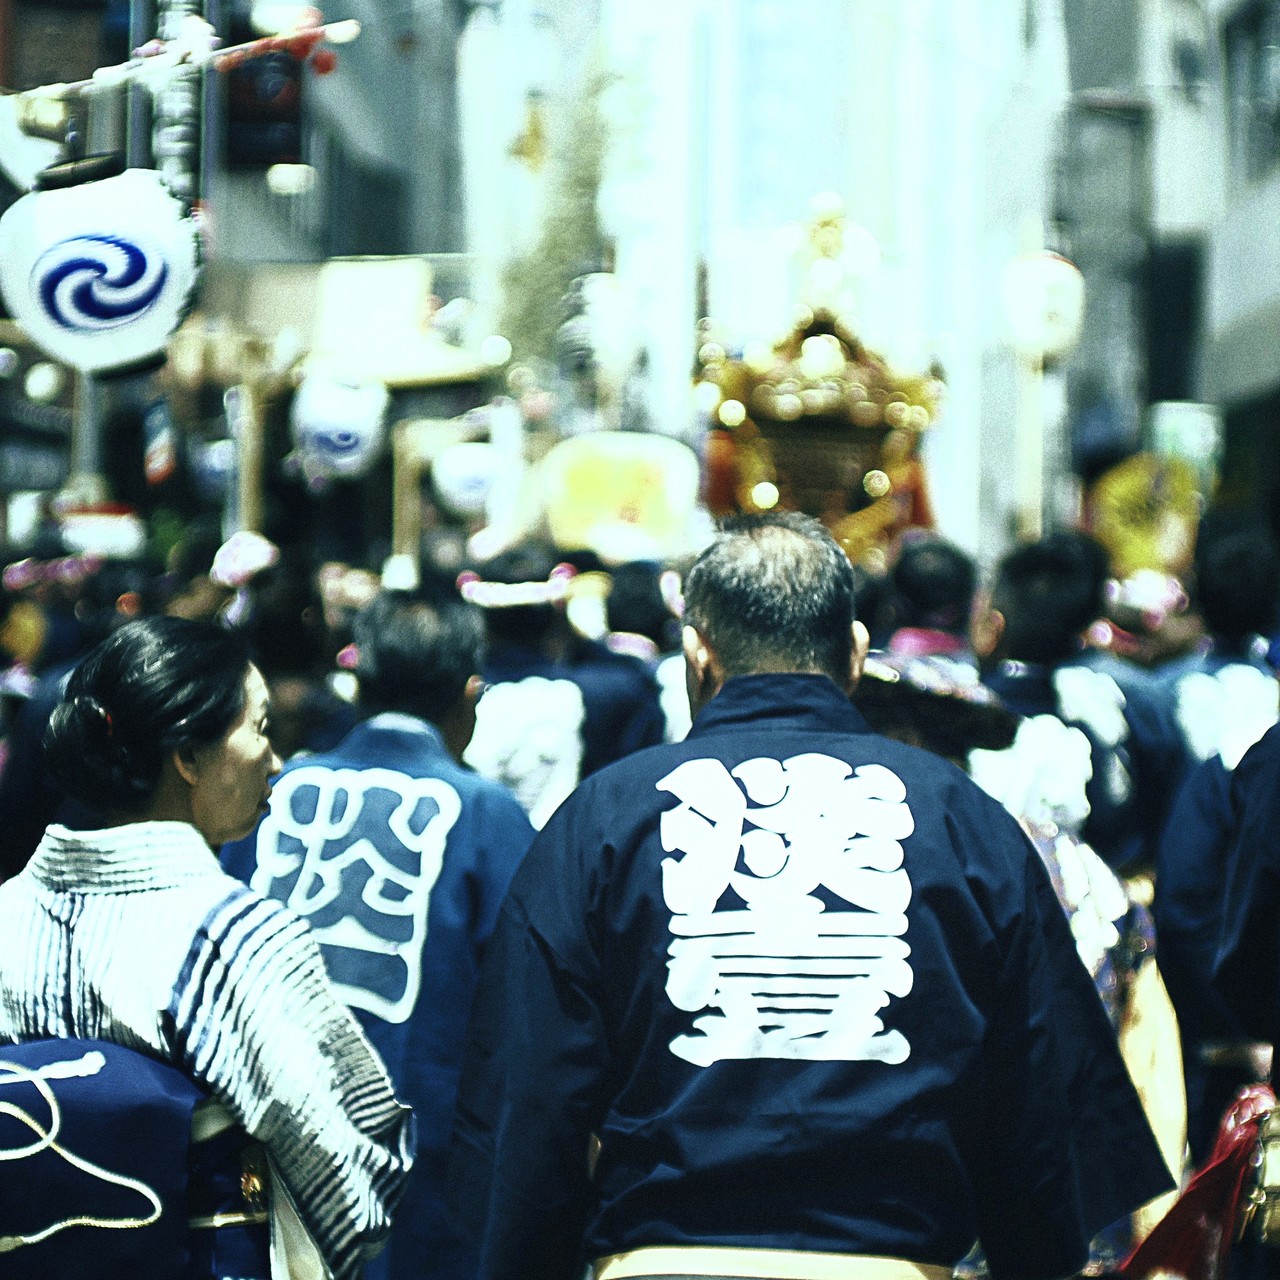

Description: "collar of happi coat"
359 710 448 747
27 821 223 893
688 672 871 740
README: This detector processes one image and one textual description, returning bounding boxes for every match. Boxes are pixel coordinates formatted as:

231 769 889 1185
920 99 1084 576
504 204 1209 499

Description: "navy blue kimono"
0 1038 267 1280
449 674 1174 1280
982 657 1181 870
222 712 536 1280
481 638 666 779
1157 750 1267 1163
1215 722 1280 1046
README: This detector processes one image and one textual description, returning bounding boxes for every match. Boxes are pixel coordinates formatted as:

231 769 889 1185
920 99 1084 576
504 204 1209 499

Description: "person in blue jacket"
1151 518 1280 1162
975 531 1181 872
1214 718 1280 1052
459 540 666 827
223 580 536 1280
448 511 1173 1280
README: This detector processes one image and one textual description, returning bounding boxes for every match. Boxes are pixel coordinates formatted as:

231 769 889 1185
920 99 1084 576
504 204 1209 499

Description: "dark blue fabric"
1214 723 1280 1045
1155 754 1252 1162
483 639 666 779
221 716 535 1280
1155 754 1242 1046
1075 651 1187 861
982 657 1184 870
0 661 99 881
1154 640 1274 691
449 673 1174 1280
186 1126 271 1280
0 1038 203 1279
1148 645 1276 807
982 660 1136 865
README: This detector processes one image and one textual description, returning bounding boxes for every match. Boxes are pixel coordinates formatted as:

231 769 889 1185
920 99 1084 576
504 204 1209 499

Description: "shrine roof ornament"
694 199 945 564
695 308 944 438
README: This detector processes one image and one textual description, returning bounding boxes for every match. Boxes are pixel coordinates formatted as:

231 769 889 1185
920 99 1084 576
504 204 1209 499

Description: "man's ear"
682 624 722 711
440 673 485 762
971 596 1005 661
682 624 712 682
680 619 711 670
846 620 871 692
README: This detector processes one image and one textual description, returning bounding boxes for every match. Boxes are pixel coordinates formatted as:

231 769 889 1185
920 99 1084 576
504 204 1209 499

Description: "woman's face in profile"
188 664 282 847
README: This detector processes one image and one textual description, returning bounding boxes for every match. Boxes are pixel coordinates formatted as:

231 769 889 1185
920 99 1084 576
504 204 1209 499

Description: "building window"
1226 0 1280 183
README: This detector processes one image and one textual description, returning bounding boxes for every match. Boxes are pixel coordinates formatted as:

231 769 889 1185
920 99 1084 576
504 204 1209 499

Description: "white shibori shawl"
0 821 414 1280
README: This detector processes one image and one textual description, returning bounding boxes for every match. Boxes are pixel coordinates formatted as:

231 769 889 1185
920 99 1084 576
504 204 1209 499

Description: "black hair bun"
70 695 115 743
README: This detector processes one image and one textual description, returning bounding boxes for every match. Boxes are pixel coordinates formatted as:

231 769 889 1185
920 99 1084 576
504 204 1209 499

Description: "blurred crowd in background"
1 492 1277 1208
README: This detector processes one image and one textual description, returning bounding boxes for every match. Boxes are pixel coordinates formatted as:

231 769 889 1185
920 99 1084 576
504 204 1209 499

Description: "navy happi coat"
222 713 535 1280
449 674 1173 1280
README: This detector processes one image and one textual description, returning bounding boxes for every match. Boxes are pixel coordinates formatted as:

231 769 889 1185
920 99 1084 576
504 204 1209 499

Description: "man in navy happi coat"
448 513 1173 1280
224 584 535 1280
975 532 1181 872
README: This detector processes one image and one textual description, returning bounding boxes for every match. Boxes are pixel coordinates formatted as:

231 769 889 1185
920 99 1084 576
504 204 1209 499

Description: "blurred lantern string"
0 13 358 104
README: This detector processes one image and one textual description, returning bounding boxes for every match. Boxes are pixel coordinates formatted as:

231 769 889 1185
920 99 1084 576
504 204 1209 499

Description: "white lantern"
0 168 200 374
432 441 498 519
289 374 389 485
1000 251 1085 361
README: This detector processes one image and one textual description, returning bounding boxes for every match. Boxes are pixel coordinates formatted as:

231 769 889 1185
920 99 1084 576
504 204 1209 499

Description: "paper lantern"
1001 251 1085 360
540 431 701 563
0 169 200 374
289 374 389 484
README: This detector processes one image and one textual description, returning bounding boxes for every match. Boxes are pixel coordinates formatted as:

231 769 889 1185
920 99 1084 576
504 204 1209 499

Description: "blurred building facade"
1204 0 1280 524
210 0 472 262
2 0 1277 564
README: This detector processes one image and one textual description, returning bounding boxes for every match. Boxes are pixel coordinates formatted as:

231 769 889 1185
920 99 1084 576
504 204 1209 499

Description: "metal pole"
69 370 107 503
152 0 203 206
199 0 219 204
126 0 155 168
1015 350 1045 542
85 81 127 158
65 80 126 507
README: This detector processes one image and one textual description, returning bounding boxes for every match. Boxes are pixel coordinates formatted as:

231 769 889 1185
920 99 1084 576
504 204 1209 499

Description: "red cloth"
1121 1083 1275 1280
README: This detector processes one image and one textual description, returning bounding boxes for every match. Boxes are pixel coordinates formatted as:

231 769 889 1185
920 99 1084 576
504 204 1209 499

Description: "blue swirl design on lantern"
34 234 169 333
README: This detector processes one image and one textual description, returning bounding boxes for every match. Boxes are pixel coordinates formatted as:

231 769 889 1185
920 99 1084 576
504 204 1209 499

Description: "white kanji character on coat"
658 753 914 1066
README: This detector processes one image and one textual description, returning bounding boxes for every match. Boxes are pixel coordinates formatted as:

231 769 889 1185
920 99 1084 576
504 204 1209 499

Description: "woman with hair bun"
0 616 414 1280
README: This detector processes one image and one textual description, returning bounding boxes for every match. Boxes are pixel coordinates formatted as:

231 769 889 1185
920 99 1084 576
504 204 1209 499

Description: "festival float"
695 202 945 571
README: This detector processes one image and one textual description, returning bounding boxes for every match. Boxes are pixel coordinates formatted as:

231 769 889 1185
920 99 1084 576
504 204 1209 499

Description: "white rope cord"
0 1055 163 1253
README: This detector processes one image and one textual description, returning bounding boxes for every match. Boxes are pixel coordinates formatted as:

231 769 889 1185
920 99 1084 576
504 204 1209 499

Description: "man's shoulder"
274 731 451 783
1232 720 1280 806
568 649 662 704
567 717 981 810
272 741 532 832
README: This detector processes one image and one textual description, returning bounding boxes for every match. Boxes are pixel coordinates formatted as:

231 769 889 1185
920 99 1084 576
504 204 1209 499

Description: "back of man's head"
469 540 564 649
354 587 484 722
607 561 678 651
683 512 856 683
990 531 1107 665
890 537 976 635
1192 516 1280 648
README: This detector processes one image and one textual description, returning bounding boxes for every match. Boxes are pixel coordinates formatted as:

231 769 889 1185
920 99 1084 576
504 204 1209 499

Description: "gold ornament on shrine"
696 206 944 564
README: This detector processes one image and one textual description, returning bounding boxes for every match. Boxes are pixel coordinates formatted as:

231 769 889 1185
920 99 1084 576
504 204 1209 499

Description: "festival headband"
456 564 576 609
2 554 103 592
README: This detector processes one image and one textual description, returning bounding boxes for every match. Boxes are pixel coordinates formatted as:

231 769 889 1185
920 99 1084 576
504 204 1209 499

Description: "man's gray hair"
683 512 857 683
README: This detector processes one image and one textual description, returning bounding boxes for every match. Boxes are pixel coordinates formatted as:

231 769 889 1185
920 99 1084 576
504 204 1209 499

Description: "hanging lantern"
288 373 389 487
1001 250 1086 361
0 168 200 375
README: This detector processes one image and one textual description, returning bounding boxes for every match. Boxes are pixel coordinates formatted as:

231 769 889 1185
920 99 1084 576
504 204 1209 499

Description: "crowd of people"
0 499 1277 1280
